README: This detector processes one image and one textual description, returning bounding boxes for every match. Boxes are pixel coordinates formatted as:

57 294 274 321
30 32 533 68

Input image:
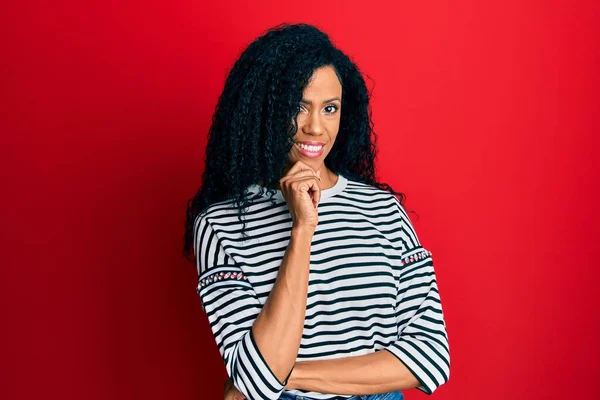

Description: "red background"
2 1 599 399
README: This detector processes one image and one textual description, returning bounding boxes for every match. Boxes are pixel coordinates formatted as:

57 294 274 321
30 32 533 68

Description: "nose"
302 109 324 136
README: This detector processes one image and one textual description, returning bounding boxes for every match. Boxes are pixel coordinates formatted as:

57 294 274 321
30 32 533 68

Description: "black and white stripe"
194 174 450 399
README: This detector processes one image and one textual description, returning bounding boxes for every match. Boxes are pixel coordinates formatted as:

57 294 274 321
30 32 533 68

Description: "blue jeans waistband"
278 390 404 400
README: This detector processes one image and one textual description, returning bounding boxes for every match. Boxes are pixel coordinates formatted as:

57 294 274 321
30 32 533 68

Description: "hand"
223 377 245 400
279 161 322 230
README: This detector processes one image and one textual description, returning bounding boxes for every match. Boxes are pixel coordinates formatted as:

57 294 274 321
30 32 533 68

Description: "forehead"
303 66 342 99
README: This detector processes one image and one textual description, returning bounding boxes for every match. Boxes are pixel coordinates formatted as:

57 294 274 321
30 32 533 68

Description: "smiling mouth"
294 142 325 158
295 142 325 151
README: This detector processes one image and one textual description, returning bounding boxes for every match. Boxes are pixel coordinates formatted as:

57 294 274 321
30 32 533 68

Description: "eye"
324 105 339 114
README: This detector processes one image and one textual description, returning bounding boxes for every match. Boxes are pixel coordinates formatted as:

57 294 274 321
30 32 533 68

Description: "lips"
295 142 325 158
296 141 326 146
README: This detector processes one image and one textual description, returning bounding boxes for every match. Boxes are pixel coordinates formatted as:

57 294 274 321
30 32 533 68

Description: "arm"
286 247 448 395
383 200 450 394
252 226 313 383
285 200 450 396
195 213 313 400
382 245 450 395
285 347 420 395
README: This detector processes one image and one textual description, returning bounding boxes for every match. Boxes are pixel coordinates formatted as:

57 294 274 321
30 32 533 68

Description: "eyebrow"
300 97 341 104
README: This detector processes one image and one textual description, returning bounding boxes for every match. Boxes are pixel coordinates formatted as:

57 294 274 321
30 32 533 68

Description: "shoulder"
192 201 236 255
343 178 400 205
346 178 419 244
192 195 251 233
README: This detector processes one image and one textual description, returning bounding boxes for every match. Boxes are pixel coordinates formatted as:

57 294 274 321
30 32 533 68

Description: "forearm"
287 349 421 395
252 226 313 384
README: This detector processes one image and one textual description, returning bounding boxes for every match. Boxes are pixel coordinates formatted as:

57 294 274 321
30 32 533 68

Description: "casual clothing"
195 173 449 400
278 390 404 400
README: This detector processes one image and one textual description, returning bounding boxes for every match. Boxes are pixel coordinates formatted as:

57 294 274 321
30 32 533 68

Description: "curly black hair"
182 22 411 263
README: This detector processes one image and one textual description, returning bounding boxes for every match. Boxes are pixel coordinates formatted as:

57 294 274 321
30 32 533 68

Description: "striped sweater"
194 173 450 399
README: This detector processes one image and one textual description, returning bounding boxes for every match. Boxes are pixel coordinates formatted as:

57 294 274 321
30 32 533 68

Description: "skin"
223 66 421 399
284 64 342 192
257 64 342 193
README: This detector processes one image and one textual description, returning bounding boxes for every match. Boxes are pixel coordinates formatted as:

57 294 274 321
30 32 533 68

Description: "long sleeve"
194 212 291 400
382 199 450 394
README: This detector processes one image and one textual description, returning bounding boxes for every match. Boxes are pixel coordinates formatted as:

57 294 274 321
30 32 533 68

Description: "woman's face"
289 65 342 171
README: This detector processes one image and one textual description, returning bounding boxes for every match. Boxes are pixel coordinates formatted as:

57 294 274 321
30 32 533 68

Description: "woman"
183 23 450 400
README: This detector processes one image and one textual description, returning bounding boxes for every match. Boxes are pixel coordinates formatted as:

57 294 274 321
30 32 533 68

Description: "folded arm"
287 199 450 396
195 214 313 400
286 347 420 395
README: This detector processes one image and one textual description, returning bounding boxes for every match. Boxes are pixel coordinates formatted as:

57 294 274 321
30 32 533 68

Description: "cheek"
325 118 340 133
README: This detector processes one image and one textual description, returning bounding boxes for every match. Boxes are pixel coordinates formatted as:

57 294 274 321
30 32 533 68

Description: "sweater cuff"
235 328 287 399
383 341 446 395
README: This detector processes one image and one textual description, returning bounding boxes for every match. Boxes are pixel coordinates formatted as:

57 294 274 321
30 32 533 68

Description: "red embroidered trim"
198 271 248 288
400 249 432 266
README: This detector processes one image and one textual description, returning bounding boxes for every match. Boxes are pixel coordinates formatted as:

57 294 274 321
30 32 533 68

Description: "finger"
280 169 321 188
308 177 321 208
314 178 321 207
287 176 321 191
280 161 320 184
282 161 319 178
288 176 321 208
